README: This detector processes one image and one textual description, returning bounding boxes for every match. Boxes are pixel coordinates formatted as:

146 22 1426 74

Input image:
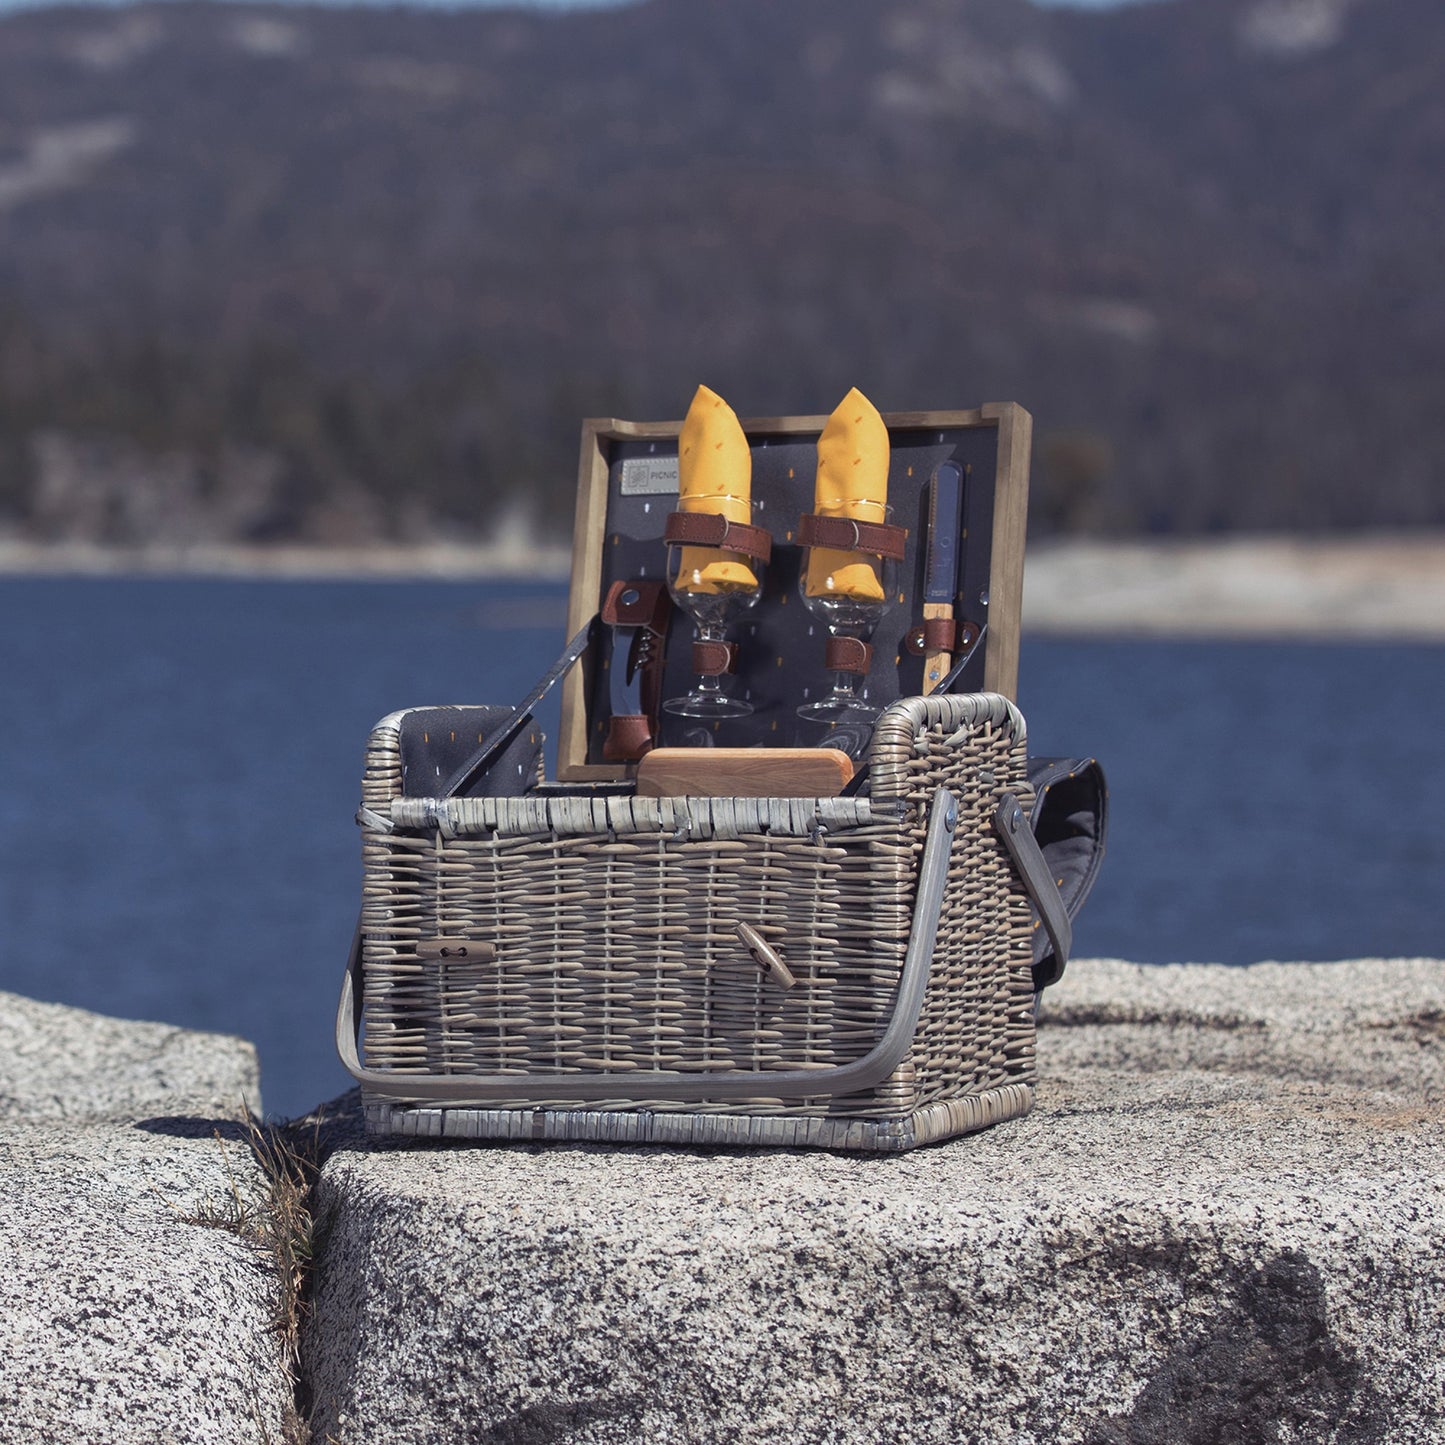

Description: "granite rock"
0 993 292 1445
303 959 1445 1445
0 988 261 1122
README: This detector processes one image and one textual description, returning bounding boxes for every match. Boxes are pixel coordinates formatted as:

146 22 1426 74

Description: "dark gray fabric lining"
398 706 543 799
1024 756 1108 990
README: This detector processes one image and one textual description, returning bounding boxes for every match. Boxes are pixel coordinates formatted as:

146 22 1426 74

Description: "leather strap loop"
603 714 654 763
796 513 907 561
663 512 773 563
825 636 873 674
904 617 960 656
692 639 738 677
601 578 670 631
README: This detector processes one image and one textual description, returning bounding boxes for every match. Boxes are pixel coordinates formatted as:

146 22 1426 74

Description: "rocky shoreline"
4 959 1443 1443
3 533 1444 639
1023 534 1445 640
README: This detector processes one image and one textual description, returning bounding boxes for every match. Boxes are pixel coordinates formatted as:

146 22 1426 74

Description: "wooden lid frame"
560 404 1031 783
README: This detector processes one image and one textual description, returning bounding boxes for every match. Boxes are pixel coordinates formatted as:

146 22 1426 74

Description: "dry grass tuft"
180 1107 326 1445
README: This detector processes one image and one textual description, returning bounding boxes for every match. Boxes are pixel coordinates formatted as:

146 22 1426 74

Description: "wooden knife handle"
922 601 953 695
635 748 854 798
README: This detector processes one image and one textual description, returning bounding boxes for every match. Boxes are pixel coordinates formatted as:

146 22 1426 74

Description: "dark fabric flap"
1024 755 1109 990
398 706 543 799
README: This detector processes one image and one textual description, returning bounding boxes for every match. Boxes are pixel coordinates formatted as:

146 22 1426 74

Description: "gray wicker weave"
341 692 1041 1151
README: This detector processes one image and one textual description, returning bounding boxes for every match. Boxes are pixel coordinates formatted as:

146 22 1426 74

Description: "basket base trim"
361 1084 1033 1153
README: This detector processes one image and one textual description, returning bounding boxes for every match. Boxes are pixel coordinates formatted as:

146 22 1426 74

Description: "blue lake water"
2 576 1441 1119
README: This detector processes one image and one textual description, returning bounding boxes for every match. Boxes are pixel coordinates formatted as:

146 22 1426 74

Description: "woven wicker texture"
356 693 1037 1145
364 1085 1035 1152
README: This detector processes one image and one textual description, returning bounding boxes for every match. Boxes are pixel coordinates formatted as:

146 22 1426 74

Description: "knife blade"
922 460 964 693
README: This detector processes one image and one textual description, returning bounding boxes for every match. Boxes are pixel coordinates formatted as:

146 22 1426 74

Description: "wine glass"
797 519 900 723
663 542 764 719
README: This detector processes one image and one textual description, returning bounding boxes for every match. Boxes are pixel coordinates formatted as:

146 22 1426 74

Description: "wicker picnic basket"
338 689 1064 1151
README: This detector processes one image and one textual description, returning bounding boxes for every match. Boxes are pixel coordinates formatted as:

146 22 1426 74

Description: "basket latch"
417 937 497 965
736 922 796 990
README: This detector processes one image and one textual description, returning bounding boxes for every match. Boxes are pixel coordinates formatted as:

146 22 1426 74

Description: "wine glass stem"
695 622 730 698
827 670 861 704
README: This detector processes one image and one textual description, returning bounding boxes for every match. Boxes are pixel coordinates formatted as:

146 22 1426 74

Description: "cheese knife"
922 460 964 694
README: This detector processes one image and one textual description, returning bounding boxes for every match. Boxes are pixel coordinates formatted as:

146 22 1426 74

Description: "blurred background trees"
0 0 1440 548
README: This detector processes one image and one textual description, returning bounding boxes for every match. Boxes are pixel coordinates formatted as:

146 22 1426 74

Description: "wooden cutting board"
635 748 854 798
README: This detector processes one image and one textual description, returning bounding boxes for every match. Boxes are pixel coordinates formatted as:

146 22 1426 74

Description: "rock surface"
0 992 293 1445
304 958 1445 1445
0 988 261 1122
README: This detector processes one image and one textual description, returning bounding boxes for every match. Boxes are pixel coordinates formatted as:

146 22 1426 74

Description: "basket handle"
336 786 964 1105
994 793 1073 987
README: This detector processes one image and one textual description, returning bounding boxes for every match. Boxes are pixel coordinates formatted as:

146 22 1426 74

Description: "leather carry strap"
439 615 599 799
338 789 1073 1105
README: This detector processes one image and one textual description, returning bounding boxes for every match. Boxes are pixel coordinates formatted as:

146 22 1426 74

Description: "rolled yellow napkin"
673 385 759 595
804 387 889 601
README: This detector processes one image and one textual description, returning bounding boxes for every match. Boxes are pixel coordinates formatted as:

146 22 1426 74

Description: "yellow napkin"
674 385 759 595
804 387 889 601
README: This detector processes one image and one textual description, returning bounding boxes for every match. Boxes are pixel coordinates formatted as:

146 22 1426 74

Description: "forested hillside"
0 0 1439 547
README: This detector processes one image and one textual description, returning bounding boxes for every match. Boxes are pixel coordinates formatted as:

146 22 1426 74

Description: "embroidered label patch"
619 456 680 496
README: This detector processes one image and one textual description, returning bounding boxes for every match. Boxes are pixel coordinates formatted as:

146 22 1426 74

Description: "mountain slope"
0 0 1439 546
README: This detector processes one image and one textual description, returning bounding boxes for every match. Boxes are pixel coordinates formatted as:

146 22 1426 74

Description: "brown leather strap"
601 578 670 631
825 636 873 674
603 714 654 763
663 512 772 563
600 580 671 764
796 513 907 561
904 617 961 656
692 639 738 676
